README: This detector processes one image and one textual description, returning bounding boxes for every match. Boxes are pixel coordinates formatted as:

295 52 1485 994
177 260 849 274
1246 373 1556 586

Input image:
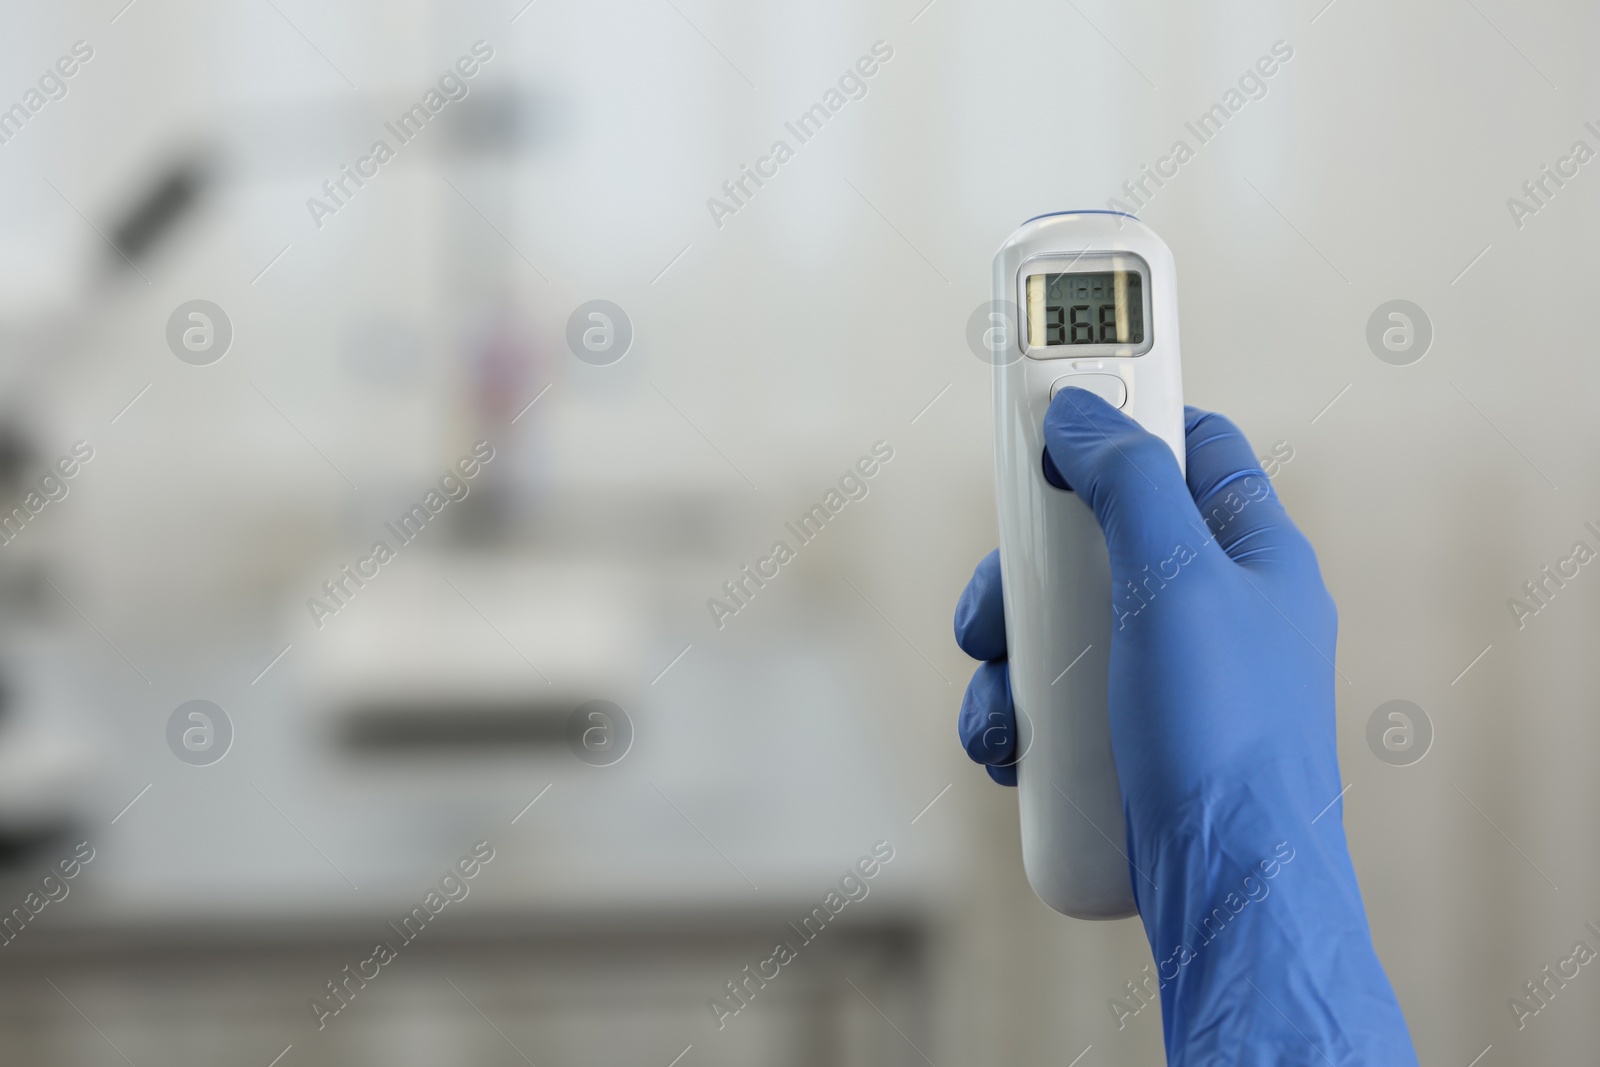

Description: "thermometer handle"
996 385 1134 918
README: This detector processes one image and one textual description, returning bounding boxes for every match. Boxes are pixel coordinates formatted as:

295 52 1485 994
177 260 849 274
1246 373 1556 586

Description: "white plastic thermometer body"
991 212 1184 919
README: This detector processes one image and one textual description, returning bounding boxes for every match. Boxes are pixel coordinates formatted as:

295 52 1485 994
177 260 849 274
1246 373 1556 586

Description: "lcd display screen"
1026 270 1144 348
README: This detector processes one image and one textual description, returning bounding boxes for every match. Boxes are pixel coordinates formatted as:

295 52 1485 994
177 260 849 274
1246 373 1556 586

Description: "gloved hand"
954 389 1417 1066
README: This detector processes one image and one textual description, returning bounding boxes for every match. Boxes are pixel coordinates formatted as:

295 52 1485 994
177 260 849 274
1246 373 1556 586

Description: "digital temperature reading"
1026 270 1144 348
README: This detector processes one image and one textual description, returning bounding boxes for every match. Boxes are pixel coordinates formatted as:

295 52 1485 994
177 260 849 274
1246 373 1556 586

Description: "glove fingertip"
987 764 1017 787
958 661 1016 767
953 549 1007 661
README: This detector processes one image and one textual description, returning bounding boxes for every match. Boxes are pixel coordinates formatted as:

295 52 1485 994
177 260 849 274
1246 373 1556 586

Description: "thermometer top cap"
1020 209 1139 225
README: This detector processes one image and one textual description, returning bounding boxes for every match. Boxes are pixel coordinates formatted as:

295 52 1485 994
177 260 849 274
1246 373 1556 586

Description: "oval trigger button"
1048 373 1128 409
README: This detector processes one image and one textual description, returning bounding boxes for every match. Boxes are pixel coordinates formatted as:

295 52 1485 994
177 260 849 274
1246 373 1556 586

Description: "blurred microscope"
0 154 211 861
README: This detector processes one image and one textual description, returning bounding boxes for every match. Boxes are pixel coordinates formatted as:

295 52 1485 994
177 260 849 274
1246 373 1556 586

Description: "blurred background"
0 0 1592 1063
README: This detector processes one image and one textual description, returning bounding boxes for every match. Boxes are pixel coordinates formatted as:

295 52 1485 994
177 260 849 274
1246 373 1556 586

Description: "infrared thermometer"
990 212 1184 919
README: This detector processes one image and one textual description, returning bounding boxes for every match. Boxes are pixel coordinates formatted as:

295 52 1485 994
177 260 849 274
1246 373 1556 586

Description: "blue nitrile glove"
953 389 1417 1066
